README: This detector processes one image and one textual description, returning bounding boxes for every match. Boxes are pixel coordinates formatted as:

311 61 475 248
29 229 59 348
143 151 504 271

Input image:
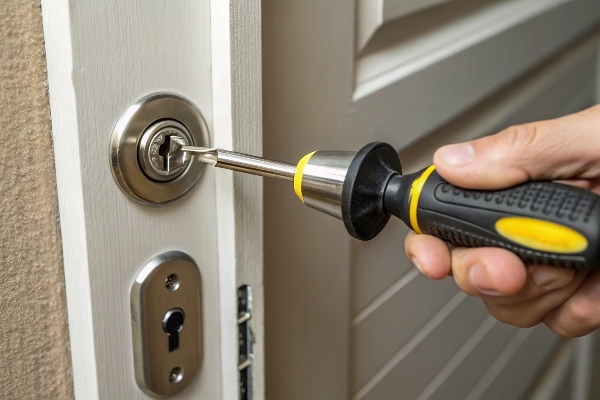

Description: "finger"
451 248 576 303
484 269 585 328
433 104 600 189
450 247 528 297
543 270 600 337
404 232 451 280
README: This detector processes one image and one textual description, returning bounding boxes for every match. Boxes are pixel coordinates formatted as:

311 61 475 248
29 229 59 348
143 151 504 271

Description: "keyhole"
158 135 173 171
162 308 185 352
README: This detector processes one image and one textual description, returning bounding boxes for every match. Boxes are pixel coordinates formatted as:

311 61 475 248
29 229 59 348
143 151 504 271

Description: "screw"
165 273 180 291
168 367 184 384
138 120 193 182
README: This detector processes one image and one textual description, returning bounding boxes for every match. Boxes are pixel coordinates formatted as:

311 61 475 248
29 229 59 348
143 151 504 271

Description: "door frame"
41 1 263 398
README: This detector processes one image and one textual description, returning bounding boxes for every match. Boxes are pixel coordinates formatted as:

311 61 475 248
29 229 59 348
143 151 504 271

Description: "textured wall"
0 1 73 398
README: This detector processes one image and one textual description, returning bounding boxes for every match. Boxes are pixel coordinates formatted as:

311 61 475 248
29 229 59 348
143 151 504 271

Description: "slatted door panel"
350 31 600 400
262 0 600 398
352 0 600 148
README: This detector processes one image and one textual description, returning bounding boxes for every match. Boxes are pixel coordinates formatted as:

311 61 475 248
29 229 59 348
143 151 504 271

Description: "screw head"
168 367 184 384
138 120 193 182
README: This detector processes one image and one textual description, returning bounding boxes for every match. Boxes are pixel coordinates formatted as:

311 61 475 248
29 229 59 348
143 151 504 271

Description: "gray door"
263 1 600 399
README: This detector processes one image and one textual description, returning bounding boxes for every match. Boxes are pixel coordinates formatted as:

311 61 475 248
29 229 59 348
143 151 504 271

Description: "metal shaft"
181 146 296 181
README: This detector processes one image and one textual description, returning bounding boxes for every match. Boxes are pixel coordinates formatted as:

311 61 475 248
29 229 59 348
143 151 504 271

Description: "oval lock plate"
131 251 202 397
110 93 210 205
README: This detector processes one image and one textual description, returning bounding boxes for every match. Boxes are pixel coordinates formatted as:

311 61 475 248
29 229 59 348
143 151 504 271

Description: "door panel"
358 296 489 400
426 320 517 400
472 327 560 399
354 0 600 150
351 32 600 400
352 275 458 389
263 0 600 396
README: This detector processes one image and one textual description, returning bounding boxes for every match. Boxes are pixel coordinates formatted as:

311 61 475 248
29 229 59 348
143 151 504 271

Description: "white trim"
210 2 239 399
40 2 99 398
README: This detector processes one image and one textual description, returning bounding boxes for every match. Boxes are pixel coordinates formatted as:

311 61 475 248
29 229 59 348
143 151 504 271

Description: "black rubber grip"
385 168 600 269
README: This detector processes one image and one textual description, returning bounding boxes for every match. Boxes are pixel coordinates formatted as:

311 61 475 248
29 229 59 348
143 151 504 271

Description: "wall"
0 1 73 398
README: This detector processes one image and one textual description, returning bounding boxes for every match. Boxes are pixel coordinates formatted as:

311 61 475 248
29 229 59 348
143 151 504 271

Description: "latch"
238 285 254 400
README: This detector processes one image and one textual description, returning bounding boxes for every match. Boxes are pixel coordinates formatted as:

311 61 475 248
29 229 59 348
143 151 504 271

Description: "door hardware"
110 92 210 205
131 251 202 397
238 285 254 400
138 120 193 182
162 308 185 352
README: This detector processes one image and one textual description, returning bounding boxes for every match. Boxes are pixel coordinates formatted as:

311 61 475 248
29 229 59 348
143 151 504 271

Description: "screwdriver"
181 142 600 270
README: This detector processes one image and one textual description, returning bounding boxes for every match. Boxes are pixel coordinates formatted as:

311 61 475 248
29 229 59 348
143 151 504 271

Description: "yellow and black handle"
340 142 600 270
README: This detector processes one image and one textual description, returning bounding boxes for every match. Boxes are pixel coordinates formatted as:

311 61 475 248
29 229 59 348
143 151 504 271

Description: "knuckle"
501 123 540 149
546 323 581 339
567 297 600 327
484 303 540 328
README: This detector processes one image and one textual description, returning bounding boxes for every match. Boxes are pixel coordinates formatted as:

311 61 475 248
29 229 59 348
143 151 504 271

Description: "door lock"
131 251 202 397
110 92 210 205
138 120 193 182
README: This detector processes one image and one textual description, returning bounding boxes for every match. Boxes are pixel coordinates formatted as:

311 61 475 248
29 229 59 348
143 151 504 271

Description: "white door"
41 1 263 398
263 1 600 399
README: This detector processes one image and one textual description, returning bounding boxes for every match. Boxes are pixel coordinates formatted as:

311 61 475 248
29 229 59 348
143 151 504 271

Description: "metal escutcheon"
110 93 210 205
131 251 202 397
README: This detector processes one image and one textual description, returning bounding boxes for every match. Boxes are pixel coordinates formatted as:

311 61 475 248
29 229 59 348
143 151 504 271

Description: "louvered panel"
550 368 573 400
356 296 489 399
348 30 600 400
351 0 600 151
352 218 411 315
470 327 560 399
351 274 458 391
425 321 518 400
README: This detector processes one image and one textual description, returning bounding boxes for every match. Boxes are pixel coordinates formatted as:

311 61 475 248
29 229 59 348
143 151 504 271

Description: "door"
41 1 263 398
263 1 600 399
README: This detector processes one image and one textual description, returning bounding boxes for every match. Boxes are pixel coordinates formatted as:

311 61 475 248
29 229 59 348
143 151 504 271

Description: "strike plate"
131 251 202 397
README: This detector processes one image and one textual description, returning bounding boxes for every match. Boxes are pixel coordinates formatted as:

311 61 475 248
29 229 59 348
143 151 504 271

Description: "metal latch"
238 285 254 400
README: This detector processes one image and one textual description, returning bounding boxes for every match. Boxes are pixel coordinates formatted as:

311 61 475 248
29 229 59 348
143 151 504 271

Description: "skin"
404 104 600 338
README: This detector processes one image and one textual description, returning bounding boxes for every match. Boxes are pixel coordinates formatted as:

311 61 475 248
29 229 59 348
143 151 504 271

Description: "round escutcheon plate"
109 92 210 205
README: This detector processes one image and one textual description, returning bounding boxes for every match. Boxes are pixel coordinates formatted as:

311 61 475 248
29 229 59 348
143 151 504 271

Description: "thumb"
432 105 600 190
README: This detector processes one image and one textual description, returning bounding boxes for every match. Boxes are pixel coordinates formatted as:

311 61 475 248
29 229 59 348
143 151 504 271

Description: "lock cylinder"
137 120 193 182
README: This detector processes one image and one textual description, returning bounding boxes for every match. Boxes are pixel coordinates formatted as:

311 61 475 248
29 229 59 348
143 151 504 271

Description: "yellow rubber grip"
294 151 317 202
409 165 436 234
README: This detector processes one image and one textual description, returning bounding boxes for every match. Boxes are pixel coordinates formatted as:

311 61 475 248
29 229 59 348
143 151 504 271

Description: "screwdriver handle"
390 166 600 270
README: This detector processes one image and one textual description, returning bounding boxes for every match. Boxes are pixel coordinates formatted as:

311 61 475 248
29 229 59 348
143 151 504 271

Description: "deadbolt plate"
131 251 202 397
110 93 210 205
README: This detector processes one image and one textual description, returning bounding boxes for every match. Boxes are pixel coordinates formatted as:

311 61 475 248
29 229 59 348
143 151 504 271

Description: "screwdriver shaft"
181 146 296 181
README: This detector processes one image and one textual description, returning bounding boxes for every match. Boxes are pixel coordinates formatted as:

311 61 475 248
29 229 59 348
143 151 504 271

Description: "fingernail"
437 143 475 167
411 257 424 274
469 264 502 296
532 268 565 291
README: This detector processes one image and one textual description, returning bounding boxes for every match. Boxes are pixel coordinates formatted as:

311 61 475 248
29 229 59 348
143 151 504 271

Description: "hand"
404 104 600 337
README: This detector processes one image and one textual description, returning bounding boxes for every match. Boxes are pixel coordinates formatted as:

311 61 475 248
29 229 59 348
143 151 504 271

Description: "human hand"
404 104 600 337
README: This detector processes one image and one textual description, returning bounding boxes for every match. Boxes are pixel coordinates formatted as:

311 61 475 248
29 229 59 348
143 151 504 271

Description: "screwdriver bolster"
294 151 317 203
407 165 437 234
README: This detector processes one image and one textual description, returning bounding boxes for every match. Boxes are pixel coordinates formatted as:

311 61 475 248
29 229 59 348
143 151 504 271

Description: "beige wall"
0 1 73 398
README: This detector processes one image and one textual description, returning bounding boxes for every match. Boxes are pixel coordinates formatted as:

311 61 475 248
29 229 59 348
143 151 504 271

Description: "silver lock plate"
131 251 202 397
110 92 210 205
